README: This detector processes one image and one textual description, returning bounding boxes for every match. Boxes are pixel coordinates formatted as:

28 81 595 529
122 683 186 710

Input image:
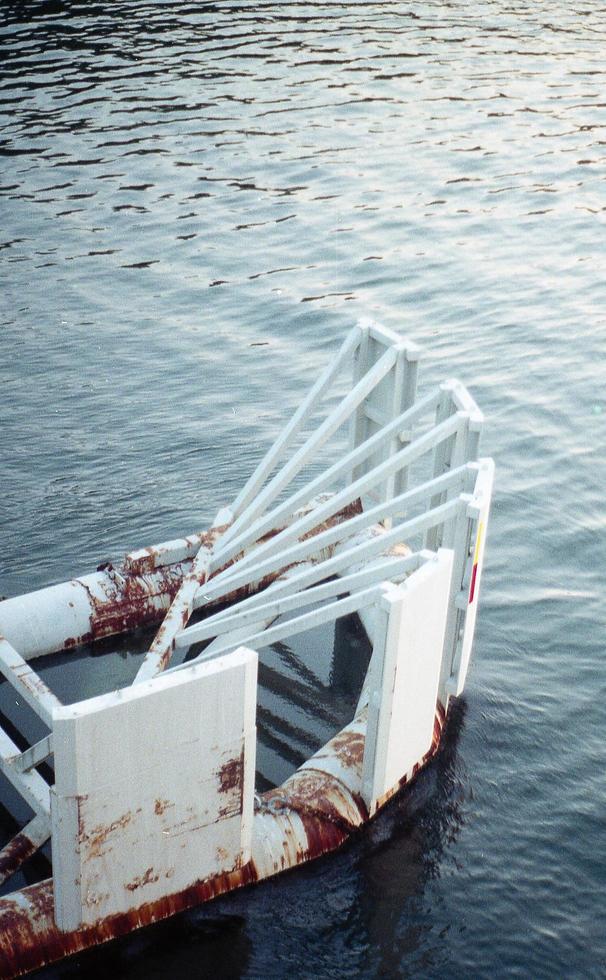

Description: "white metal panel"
362 550 454 813
51 647 257 930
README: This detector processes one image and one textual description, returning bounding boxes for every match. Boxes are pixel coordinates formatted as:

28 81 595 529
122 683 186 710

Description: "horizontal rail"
13 734 53 774
198 414 466 608
194 551 423 633
212 454 468 597
180 496 464 648
176 553 425 647
173 585 384 670
192 496 462 618
0 729 51 817
0 637 61 729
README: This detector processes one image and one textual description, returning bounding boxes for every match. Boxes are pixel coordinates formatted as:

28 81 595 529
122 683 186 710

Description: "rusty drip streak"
218 748 245 796
373 702 448 812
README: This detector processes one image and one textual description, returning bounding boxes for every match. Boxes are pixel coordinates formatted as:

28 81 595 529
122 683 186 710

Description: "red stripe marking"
469 563 479 604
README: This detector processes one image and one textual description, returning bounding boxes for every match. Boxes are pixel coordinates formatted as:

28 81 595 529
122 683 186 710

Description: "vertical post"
392 346 420 502
446 459 494 697
425 385 455 551
348 321 421 509
437 501 474 706
425 377 483 551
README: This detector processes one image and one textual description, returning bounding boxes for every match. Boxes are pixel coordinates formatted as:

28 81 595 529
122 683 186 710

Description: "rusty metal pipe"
0 815 50 888
0 564 189 661
0 704 446 979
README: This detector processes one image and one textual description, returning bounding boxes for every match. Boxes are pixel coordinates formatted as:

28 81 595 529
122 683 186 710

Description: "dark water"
2 1 606 977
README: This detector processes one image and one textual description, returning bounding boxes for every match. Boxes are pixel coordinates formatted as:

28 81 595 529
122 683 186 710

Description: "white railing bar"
13 734 54 774
136 387 445 683
227 325 363 522
136 331 372 682
191 496 461 622
193 551 424 631
210 387 442 571
0 637 61 729
0 728 51 817
218 345 399 549
187 495 464 630
172 585 384 670
442 378 484 428
195 414 466 605
175 553 425 646
213 443 468 594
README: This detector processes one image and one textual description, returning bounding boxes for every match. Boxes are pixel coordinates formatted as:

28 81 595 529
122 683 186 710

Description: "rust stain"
125 868 160 892
63 635 87 649
261 766 367 834
80 811 132 859
299 500 363 542
0 702 450 979
54 501 358 654
154 799 173 816
0 861 259 979
84 519 294 667
329 728 365 771
86 567 183 644
0 831 42 885
0 482 455 978
296 811 348 860
217 749 244 796
373 701 448 812
124 526 229 575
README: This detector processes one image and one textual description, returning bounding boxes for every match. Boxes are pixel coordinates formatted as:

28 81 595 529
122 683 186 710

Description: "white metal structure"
0 321 493 978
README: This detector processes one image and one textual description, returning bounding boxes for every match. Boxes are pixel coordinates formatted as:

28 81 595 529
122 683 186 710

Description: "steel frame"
0 320 494 977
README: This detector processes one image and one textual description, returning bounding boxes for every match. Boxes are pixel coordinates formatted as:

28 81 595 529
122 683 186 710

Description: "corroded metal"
0 705 446 979
0 321 492 978
0 815 50 888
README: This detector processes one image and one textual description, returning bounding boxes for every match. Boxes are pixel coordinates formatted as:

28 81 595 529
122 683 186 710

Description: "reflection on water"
2 1 606 976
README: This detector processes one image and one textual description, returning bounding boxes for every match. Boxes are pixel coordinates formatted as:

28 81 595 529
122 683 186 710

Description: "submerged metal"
0 321 493 977
0 704 448 979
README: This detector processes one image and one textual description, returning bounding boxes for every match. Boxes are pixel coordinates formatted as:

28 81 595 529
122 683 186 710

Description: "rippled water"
2 2 606 977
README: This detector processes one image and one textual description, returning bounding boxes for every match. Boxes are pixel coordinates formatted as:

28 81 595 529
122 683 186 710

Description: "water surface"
1 2 606 977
